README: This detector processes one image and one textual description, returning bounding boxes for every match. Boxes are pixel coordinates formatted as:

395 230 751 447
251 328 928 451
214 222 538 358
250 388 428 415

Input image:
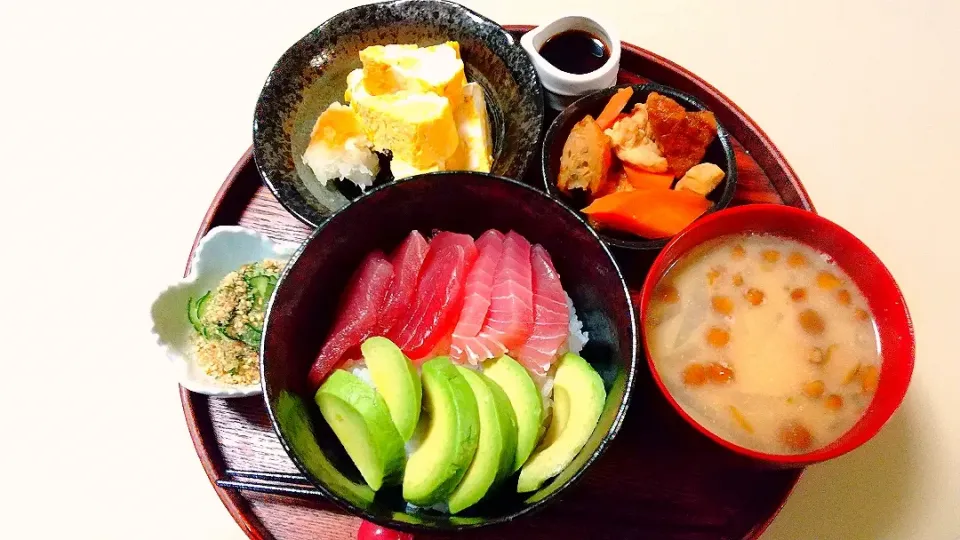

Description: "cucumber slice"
238 324 262 349
217 325 240 342
196 291 212 319
246 274 276 305
187 296 202 333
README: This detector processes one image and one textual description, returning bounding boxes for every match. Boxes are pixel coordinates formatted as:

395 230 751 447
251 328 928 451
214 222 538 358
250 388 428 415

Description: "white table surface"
2 0 958 538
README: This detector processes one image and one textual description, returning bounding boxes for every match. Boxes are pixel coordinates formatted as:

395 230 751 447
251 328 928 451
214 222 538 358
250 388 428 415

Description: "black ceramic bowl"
253 0 544 228
261 172 636 532
542 83 738 252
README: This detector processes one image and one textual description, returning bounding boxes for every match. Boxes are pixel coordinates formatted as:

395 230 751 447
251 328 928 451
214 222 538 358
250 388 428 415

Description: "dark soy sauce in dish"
539 30 610 75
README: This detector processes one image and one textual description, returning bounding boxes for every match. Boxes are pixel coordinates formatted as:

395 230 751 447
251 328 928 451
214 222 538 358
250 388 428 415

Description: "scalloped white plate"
150 226 299 397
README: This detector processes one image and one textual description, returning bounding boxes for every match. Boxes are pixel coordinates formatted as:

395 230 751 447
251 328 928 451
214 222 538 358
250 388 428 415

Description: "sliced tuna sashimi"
375 230 429 335
388 232 478 360
514 244 570 374
308 251 394 389
470 231 535 359
450 229 505 363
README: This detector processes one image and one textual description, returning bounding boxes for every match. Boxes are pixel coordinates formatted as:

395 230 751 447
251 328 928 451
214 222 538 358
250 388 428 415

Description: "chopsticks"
216 469 324 499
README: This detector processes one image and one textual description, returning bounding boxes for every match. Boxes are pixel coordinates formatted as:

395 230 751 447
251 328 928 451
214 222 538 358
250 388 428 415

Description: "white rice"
302 135 379 191
565 292 589 355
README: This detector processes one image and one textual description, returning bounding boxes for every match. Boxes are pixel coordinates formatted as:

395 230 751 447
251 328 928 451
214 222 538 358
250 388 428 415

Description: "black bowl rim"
253 0 545 230
540 82 739 251
261 171 638 532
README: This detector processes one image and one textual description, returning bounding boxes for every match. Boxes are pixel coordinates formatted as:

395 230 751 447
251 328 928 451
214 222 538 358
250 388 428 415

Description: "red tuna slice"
374 231 429 335
514 244 571 375
471 231 535 359
388 232 478 360
450 230 505 363
308 251 394 389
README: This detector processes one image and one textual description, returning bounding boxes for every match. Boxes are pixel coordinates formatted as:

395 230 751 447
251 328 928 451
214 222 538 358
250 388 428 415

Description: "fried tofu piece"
646 92 718 178
604 104 669 173
558 115 612 195
675 162 725 196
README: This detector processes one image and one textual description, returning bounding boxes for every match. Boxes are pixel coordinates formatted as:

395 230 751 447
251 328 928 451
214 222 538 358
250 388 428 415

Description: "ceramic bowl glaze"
639 204 914 467
261 172 636 532
254 0 544 228
542 83 738 252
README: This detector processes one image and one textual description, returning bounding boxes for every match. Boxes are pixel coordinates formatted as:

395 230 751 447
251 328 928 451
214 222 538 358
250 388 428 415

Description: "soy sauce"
538 30 609 75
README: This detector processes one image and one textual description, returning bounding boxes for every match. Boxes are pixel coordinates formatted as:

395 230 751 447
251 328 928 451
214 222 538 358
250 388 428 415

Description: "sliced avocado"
486 376 519 485
537 375 570 450
517 353 606 493
361 337 422 441
403 357 479 506
315 370 406 491
447 367 518 514
483 355 543 472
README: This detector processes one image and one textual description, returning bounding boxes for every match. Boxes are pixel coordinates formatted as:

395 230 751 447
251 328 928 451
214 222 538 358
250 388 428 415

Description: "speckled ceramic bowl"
253 0 544 228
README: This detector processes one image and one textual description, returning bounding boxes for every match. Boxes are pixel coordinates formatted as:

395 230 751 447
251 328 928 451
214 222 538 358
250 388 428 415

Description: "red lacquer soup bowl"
638 204 914 467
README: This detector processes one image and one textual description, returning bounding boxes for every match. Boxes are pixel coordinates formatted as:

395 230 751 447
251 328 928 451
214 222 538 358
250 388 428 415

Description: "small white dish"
150 226 299 398
520 15 621 110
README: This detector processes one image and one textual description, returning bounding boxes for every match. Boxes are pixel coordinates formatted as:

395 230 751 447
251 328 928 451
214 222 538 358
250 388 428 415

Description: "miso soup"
645 234 880 454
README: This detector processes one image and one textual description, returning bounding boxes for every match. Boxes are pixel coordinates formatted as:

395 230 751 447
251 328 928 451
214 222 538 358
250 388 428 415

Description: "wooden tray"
181 26 813 540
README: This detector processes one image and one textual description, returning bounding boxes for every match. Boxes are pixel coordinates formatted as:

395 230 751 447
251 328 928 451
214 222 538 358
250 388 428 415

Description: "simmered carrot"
597 167 634 196
623 165 674 190
595 87 635 131
581 189 712 238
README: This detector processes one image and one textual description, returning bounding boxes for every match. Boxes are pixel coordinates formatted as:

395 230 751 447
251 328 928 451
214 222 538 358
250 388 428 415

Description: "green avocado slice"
517 353 606 493
361 337 422 441
315 370 406 491
447 367 518 514
483 355 543 472
403 357 479 506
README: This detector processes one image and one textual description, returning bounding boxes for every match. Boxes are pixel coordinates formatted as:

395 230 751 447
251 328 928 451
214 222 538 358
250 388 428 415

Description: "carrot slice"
623 165 674 190
596 87 635 131
582 189 712 238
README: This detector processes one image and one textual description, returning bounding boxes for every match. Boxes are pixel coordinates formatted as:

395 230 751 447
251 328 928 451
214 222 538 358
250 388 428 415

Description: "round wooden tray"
181 26 813 540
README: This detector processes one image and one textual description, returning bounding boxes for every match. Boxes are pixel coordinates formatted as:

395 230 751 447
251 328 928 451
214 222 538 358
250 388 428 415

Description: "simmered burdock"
645 233 881 455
